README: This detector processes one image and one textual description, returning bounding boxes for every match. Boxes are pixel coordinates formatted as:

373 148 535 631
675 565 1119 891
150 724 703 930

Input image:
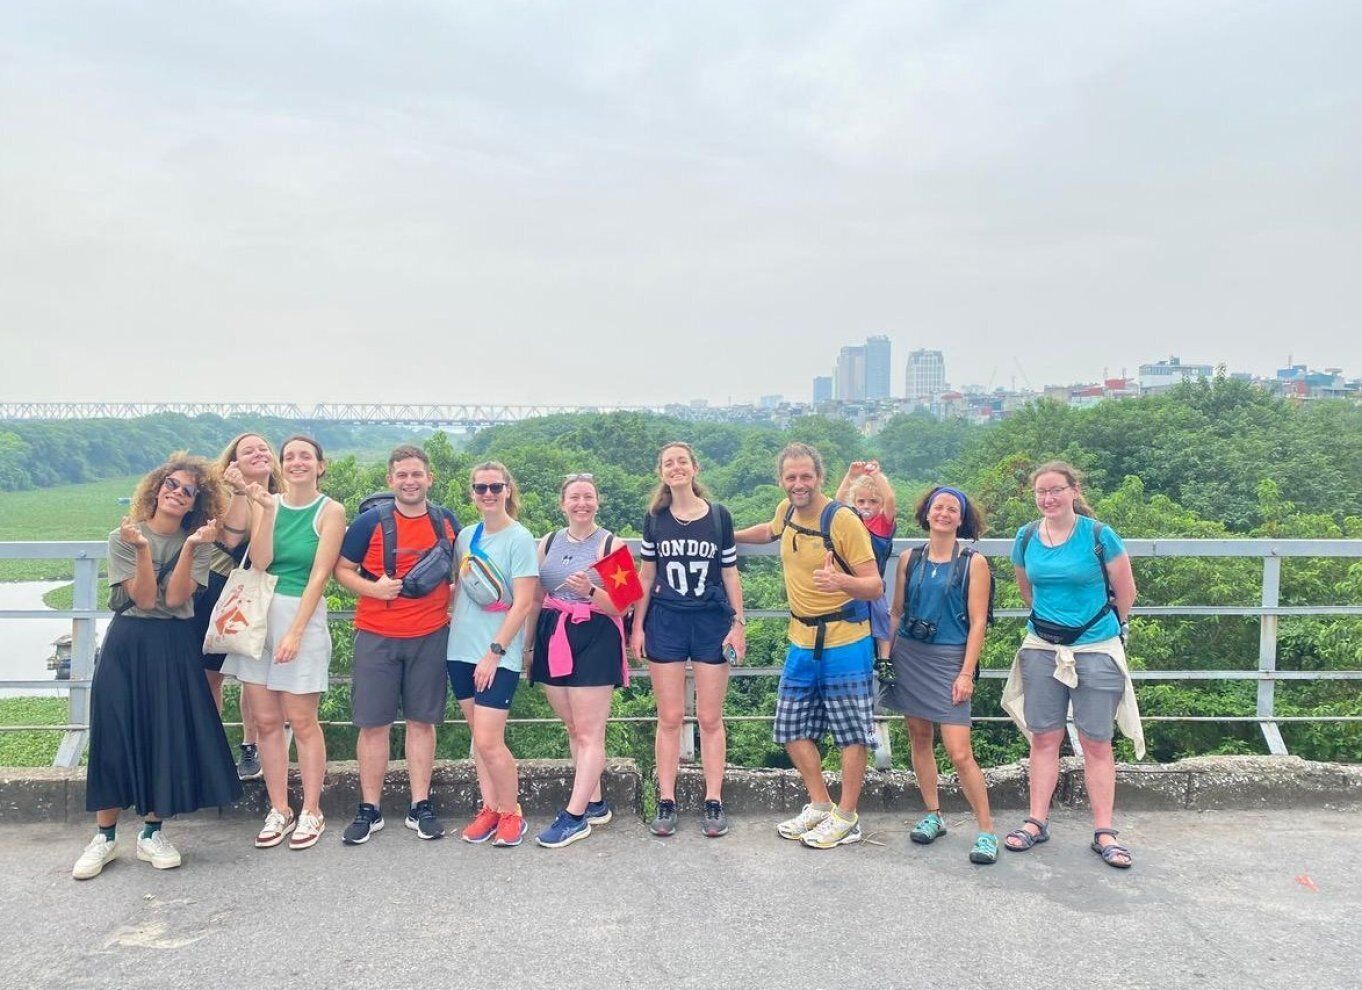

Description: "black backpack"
356 491 460 598
900 545 996 626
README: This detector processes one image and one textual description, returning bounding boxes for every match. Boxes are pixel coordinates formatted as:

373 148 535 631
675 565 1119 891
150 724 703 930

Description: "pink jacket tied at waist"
542 595 630 687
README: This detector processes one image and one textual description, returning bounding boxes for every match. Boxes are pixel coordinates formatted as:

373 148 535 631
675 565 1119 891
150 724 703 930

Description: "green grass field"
0 476 134 580
0 698 66 767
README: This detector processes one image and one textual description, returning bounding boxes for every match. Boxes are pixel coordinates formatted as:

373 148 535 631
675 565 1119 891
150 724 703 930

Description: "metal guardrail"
4 538 1361 767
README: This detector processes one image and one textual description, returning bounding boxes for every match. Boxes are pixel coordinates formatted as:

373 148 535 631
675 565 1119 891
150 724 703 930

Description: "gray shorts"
1019 648 1124 742
352 627 450 728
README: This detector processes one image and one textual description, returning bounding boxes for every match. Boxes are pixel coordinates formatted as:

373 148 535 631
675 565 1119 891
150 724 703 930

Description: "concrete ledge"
6 756 1360 822
0 759 643 824
662 755 1362 814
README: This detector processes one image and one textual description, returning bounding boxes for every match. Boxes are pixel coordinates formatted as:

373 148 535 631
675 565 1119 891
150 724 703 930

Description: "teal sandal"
1091 828 1133 869
1004 817 1050 852
910 811 946 845
969 832 998 865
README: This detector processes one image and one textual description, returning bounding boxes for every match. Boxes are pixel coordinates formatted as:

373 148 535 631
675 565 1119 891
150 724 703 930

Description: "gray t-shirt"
107 523 212 620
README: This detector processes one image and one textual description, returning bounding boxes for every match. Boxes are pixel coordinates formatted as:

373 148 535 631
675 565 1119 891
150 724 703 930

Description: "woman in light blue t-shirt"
1003 461 1137 869
446 461 540 848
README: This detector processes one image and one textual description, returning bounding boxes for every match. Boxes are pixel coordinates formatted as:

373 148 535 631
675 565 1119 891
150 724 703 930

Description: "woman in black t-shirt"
631 442 746 839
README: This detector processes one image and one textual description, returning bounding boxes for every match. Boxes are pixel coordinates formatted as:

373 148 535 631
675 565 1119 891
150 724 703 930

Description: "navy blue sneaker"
584 800 613 826
536 810 592 848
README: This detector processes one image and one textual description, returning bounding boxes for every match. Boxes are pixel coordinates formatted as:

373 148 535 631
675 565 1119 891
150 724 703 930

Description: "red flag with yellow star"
590 542 644 611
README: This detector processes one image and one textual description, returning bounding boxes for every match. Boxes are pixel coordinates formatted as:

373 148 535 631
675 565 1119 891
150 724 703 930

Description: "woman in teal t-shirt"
1003 461 1138 869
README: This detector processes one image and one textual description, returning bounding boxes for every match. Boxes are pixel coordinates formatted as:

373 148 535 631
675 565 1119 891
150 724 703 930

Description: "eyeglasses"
161 476 200 500
563 473 595 482
1034 486 1072 498
472 482 507 495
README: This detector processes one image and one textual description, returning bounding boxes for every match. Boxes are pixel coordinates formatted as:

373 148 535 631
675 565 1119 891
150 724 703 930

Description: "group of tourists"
72 434 1141 880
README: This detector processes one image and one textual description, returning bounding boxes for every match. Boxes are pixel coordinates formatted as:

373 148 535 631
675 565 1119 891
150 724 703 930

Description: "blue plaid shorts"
773 638 877 748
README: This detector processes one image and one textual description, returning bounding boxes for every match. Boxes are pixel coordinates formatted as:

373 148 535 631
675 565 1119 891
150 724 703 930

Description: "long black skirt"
86 616 243 816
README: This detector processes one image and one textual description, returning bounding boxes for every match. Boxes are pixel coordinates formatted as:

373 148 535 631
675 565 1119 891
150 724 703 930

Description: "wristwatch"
489 642 506 657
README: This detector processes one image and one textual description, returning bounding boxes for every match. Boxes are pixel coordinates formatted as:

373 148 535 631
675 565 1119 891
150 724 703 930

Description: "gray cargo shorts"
1019 648 1125 742
352 626 450 727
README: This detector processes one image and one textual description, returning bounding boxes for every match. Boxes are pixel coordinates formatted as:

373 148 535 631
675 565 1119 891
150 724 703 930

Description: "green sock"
140 820 162 840
98 824 116 842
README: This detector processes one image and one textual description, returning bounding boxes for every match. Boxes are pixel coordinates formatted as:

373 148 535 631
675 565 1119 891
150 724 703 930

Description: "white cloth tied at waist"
1000 631 1145 760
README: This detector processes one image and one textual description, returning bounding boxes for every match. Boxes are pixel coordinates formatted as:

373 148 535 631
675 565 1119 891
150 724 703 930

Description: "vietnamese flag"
591 543 644 611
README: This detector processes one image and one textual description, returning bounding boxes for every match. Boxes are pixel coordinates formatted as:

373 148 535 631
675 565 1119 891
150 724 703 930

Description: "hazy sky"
2 2 1359 406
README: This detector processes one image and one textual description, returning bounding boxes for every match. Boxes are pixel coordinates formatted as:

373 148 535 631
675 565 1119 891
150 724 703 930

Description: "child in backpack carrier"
836 461 897 665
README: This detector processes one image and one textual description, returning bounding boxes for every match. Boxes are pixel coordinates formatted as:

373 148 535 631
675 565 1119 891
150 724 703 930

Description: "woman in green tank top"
225 435 346 851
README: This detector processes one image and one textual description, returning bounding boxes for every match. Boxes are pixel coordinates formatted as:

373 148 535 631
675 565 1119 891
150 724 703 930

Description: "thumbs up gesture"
812 550 842 593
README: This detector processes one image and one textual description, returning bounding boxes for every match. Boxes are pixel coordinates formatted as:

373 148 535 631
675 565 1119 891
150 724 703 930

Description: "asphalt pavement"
2 808 1357 989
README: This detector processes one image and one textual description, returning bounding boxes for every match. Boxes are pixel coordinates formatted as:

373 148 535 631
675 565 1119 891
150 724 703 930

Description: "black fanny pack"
1028 603 1111 646
401 539 456 598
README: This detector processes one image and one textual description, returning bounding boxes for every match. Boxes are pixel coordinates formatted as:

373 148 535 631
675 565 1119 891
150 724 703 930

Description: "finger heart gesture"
119 516 148 547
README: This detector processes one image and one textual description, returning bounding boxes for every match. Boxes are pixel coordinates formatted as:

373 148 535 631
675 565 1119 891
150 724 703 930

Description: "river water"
0 582 110 698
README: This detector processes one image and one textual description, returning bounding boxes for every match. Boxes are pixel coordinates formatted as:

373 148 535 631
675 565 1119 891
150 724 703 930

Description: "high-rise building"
905 349 946 399
812 376 833 404
835 346 866 402
864 335 891 400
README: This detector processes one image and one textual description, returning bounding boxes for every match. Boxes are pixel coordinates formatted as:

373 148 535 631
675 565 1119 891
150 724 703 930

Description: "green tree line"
12 377 1362 769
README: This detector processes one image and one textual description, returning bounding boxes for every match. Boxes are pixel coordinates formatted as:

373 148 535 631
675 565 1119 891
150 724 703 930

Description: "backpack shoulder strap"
818 501 855 574
603 532 615 557
1019 520 1041 560
543 528 557 555
1090 520 1116 604
900 546 924 616
376 500 397 577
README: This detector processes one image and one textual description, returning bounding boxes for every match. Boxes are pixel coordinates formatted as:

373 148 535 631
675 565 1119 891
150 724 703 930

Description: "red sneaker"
492 805 527 847
461 806 501 844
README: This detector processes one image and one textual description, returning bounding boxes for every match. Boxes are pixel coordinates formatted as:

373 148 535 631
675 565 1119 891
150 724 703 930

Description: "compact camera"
905 618 938 643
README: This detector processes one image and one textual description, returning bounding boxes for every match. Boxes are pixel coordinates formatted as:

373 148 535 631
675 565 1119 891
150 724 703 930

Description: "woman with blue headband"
883 485 997 864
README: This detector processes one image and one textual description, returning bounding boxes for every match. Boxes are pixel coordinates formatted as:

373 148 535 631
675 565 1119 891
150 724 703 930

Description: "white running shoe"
776 803 832 840
799 809 863 849
136 830 182 870
72 834 117 880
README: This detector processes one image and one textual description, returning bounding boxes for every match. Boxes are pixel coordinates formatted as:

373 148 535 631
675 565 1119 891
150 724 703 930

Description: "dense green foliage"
5 377 1360 769
0 414 430 492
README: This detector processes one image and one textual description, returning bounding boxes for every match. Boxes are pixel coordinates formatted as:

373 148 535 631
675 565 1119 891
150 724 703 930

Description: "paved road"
3 808 1357 990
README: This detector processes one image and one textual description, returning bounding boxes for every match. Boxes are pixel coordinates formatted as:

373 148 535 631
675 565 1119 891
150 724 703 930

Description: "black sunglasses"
161 476 201 501
472 482 507 495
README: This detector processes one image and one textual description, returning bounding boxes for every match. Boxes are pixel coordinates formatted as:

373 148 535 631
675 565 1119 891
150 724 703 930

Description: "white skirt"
221 593 331 695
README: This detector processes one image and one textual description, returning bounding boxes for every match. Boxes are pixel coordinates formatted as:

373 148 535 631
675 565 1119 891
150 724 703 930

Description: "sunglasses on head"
563 473 595 482
161 476 200 501
472 482 507 495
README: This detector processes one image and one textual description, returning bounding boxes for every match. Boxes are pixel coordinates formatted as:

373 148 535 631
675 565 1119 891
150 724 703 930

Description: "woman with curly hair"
198 432 283 780
73 454 242 880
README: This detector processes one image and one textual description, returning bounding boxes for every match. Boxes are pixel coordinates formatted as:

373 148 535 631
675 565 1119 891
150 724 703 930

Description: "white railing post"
1257 555 1288 755
54 555 99 768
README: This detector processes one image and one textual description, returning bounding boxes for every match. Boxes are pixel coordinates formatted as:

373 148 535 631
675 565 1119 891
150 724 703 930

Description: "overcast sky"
2 1 1359 406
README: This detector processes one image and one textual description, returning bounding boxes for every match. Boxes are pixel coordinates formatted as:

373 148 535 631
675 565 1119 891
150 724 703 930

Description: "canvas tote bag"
203 566 277 659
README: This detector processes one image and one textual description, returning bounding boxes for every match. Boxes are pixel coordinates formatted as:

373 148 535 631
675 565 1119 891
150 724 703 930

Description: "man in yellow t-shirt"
735 442 883 849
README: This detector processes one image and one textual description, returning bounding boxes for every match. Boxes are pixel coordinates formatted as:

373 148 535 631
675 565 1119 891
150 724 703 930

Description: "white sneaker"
72 834 117 880
776 803 832 840
799 808 863 849
136 830 182 870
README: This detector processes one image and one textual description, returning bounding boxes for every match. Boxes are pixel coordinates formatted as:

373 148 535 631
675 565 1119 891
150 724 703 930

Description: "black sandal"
1091 828 1132 869
1003 817 1050 852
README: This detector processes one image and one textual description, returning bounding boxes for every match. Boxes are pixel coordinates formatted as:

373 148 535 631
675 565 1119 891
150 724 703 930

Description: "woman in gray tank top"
526 474 628 848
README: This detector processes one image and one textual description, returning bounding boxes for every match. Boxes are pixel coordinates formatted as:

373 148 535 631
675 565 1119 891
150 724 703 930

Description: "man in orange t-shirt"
334 445 458 844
